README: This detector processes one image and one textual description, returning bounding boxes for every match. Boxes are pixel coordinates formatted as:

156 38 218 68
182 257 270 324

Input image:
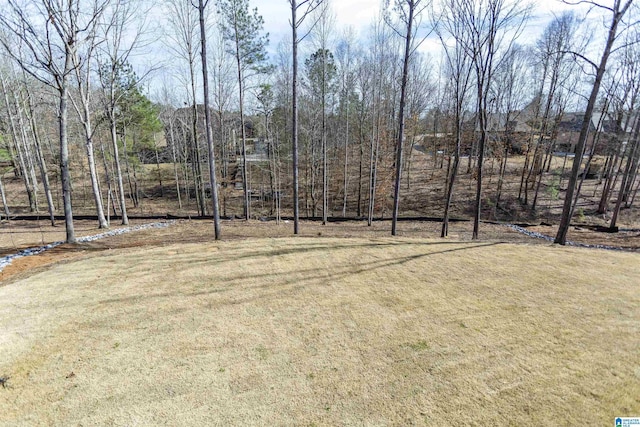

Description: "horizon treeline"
0 0 638 244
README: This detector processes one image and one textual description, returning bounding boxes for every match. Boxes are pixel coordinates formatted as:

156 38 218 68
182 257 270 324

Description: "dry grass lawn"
0 235 639 425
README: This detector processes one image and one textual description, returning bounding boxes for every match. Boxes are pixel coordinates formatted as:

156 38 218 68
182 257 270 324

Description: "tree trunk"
357 115 364 217
291 1 300 234
391 2 414 236
59 57 76 243
322 50 328 225
168 117 182 210
0 77 35 211
189 56 206 216
342 102 350 217
441 134 461 237
81 101 108 228
26 91 56 226
122 128 138 208
555 0 632 245
0 175 10 218
368 101 380 227
199 0 222 239
99 135 118 218
15 106 40 212
610 126 640 229
153 133 164 197
110 116 129 225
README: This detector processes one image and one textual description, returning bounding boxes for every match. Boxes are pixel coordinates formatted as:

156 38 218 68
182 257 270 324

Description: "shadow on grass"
98 241 502 308
186 238 486 265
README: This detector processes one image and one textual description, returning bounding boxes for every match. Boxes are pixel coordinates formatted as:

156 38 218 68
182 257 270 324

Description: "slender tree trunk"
16 106 40 211
291 1 300 234
596 152 614 207
1 77 35 211
81 102 108 228
494 142 509 210
0 175 9 218
59 60 76 243
442 135 461 237
267 134 275 215
391 3 414 236
357 117 364 217
321 50 328 225
153 134 164 197
625 160 640 208
122 128 137 207
189 56 206 216
473 85 488 240
629 167 640 208
368 101 380 227
99 135 118 218
610 127 640 229
219 110 227 182
555 0 632 244
342 101 350 217
26 92 56 226
110 116 129 225
233 57 250 220
198 0 222 239
518 138 532 201
168 118 182 210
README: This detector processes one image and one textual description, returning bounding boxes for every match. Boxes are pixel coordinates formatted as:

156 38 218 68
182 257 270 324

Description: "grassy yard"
0 235 638 425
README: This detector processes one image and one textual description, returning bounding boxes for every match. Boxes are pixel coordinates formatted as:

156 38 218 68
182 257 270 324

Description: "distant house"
455 103 635 156
555 111 636 155
554 113 597 153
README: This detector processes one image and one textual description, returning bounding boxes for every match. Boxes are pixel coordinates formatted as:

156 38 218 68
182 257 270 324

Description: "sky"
146 0 600 103
251 0 592 54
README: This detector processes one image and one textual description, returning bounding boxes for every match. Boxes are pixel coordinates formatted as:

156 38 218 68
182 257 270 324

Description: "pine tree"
216 0 270 220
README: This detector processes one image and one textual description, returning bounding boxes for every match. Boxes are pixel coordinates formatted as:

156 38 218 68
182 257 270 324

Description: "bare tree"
335 28 357 218
436 0 474 236
197 0 222 239
208 20 236 188
0 65 37 212
164 0 207 216
97 0 147 226
157 83 184 210
217 0 270 221
307 2 336 225
491 44 530 213
525 12 582 211
452 0 530 239
70 16 109 228
0 0 109 243
385 0 432 236
598 30 640 216
289 0 324 234
366 16 400 227
404 53 434 189
18 73 57 225
555 0 635 245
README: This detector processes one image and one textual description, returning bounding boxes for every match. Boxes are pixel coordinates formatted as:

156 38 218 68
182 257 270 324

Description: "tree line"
0 0 638 245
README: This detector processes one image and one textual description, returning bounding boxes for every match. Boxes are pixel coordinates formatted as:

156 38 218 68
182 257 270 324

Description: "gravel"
0 220 628 274
0 221 175 273
505 224 628 251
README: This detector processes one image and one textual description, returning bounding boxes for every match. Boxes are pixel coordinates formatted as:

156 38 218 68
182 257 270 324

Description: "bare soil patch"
0 226 638 425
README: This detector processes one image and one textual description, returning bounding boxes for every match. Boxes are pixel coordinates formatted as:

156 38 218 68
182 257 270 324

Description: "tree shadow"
98 241 503 308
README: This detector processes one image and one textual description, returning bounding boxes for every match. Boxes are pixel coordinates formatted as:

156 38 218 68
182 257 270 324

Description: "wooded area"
0 0 638 244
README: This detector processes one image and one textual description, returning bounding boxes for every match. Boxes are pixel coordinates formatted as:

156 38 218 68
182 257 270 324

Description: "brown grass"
0 224 638 425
